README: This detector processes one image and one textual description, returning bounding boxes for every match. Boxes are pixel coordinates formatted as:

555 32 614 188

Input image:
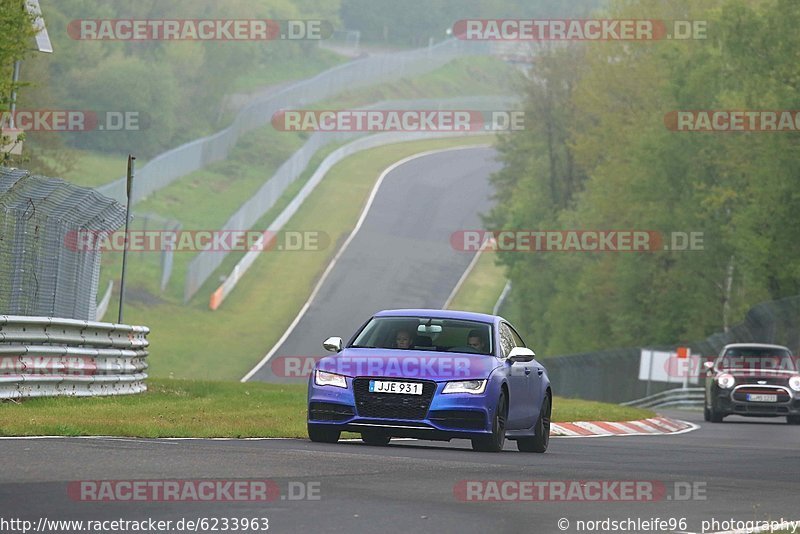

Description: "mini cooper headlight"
717 373 735 389
442 379 487 394
315 370 347 389
789 376 800 392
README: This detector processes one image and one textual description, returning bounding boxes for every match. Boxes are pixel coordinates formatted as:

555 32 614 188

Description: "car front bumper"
308 377 496 439
714 385 800 416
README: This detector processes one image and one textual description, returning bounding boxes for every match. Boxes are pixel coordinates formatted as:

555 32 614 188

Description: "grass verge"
0 379 655 438
446 250 507 314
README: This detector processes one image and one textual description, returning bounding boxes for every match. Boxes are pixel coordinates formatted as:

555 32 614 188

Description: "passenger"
467 330 487 353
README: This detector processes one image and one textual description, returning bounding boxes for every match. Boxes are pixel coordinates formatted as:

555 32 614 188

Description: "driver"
467 330 487 353
394 329 414 349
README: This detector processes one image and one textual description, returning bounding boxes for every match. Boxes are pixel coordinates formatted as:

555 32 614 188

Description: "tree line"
487 0 800 356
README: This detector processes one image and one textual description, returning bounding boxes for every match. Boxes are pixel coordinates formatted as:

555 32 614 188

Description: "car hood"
316 348 502 381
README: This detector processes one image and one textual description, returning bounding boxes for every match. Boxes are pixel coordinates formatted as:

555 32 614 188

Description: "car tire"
708 403 724 423
361 431 391 446
517 393 551 453
471 391 507 452
307 423 340 443
787 415 800 425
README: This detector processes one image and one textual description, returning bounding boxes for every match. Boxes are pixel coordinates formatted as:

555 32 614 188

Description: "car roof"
722 343 792 351
374 308 499 324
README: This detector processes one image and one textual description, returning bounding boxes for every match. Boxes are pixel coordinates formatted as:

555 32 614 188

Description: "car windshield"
350 316 494 355
719 347 796 372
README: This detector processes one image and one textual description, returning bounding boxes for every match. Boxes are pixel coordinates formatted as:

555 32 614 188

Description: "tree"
0 0 36 164
486 0 799 355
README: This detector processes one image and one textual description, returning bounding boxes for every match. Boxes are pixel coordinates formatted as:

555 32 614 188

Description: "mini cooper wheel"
708 402 724 423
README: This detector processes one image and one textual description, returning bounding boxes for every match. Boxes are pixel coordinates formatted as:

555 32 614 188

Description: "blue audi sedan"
307 309 551 452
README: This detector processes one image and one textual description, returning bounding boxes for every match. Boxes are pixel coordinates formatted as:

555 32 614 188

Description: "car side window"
507 324 526 348
498 323 515 358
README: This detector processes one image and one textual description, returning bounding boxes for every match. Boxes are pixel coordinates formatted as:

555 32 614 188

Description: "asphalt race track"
3 410 799 534
247 146 500 382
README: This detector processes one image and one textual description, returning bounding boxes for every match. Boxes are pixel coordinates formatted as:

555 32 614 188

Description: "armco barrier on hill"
193 97 514 305
95 38 494 206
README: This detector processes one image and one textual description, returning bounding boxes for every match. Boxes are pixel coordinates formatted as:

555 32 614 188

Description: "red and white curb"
550 416 697 438
343 416 697 442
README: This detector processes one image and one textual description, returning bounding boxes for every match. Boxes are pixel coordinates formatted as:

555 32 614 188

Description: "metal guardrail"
621 388 704 409
493 280 512 316
0 315 149 399
206 129 497 310
94 280 114 321
538 297 800 404
185 95 515 302
96 38 493 206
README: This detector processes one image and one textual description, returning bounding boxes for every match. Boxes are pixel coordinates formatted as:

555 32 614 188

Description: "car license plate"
746 393 778 402
369 380 422 395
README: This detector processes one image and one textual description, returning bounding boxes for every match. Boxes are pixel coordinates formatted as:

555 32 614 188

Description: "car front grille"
352 378 436 420
308 402 355 422
732 387 791 403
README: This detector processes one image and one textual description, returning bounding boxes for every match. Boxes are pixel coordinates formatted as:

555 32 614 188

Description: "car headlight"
442 379 487 395
315 370 347 389
717 373 735 389
789 376 800 392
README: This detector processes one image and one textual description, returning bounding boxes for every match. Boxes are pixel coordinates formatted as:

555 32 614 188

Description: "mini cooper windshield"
718 347 796 372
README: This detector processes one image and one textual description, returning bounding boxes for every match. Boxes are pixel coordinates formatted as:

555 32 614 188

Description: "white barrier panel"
639 348 701 385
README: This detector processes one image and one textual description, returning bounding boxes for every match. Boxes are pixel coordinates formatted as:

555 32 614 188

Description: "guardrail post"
118 155 135 324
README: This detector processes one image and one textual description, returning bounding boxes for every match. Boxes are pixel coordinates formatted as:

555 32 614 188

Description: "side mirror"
323 336 343 353
507 346 535 363
703 361 715 372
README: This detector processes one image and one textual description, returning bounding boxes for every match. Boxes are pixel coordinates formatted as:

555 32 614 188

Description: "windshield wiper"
349 345 377 349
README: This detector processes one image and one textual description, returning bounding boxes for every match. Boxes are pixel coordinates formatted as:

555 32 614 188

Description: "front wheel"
307 423 340 443
471 392 507 452
518 394 551 453
787 415 800 425
708 402 724 423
